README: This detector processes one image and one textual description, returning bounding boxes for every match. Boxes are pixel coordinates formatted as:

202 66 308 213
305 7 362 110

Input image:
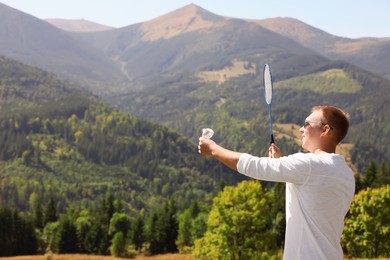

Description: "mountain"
64 4 390 170
255 17 390 80
0 55 236 214
45 18 114 32
1 3 389 172
72 4 328 95
0 3 125 91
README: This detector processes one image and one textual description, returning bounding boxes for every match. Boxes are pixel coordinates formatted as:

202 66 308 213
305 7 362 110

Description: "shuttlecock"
202 128 214 139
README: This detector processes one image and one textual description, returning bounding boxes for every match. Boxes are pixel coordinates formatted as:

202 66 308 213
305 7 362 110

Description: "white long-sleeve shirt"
237 152 355 260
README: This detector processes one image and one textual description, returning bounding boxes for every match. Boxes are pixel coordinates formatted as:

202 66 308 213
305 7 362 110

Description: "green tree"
110 231 126 257
146 199 178 255
32 199 44 229
44 197 57 225
376 162 390 187
269 182 286 249
361 161 377 189
109 212 132 237
0 206 38 256
176 200 207 253
92 193 118 255
83 223 105 254
161 198 178 253
190 212 208 244
75 212 92 253
177 209 192 252
146 212 159 255
58 216 79 253
357 161 389 192
113 198 124 213
42 222 60 253
342 185 390 258
101 192 116 225
29 192 44 229
131 215 145 252
16 216 38 255
188 200 201 217
193 181 277 260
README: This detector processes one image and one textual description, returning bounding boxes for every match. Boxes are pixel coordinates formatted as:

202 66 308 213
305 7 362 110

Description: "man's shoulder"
286 152 310 160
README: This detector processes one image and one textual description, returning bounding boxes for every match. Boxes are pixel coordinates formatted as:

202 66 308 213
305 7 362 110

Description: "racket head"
263 64 273 105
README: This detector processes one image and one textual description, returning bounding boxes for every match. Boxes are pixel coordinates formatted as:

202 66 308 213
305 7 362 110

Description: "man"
198 106 355 260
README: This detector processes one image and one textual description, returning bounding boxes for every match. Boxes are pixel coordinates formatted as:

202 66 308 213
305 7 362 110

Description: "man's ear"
321 125 332 136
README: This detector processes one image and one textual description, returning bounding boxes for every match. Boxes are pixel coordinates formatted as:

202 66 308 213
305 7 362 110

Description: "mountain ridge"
45 18 114 32
0 2 125 90
254 17 390 79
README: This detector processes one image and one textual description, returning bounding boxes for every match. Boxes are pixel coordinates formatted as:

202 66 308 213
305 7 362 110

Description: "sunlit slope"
274 69 362 94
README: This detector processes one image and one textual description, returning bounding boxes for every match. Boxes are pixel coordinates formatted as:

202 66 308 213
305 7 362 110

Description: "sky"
1 0 390 39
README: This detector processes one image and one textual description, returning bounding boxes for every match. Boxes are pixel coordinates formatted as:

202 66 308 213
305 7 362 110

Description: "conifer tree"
177 209 192 251
362 161 377 188
16 217 38 255
131 215 145 252
375 162 390 187
110 232 126 257
0 206 14 256
58 217 79 253
165 199 178 253
44 197 57 225
102 193 115 225
0 206 37 256
147 212 159 255
148 199 178 254
32 200 44 229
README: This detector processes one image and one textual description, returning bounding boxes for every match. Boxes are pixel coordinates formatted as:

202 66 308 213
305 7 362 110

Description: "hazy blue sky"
1 0 389 38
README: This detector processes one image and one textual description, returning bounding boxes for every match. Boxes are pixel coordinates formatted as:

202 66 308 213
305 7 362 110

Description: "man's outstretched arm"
198 137 242 171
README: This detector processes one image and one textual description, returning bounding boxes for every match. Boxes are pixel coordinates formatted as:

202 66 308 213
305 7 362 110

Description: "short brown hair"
312 106 349 144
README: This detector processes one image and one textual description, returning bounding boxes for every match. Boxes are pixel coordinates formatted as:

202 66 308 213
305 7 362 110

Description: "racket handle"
270 134 275 144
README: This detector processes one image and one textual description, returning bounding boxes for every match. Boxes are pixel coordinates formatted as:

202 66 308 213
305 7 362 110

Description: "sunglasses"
303 120 333 130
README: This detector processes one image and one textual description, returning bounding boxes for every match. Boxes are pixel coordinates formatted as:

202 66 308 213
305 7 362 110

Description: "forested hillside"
0 56 245 257
0 56 88 114
0 56 239 215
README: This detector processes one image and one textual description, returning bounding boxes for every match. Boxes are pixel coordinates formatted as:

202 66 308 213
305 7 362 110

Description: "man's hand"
269 143 282 158
198 137 242 171
198 137 216 157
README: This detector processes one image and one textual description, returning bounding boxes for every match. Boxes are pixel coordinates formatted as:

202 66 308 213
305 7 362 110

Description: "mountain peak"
140 4 227 41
